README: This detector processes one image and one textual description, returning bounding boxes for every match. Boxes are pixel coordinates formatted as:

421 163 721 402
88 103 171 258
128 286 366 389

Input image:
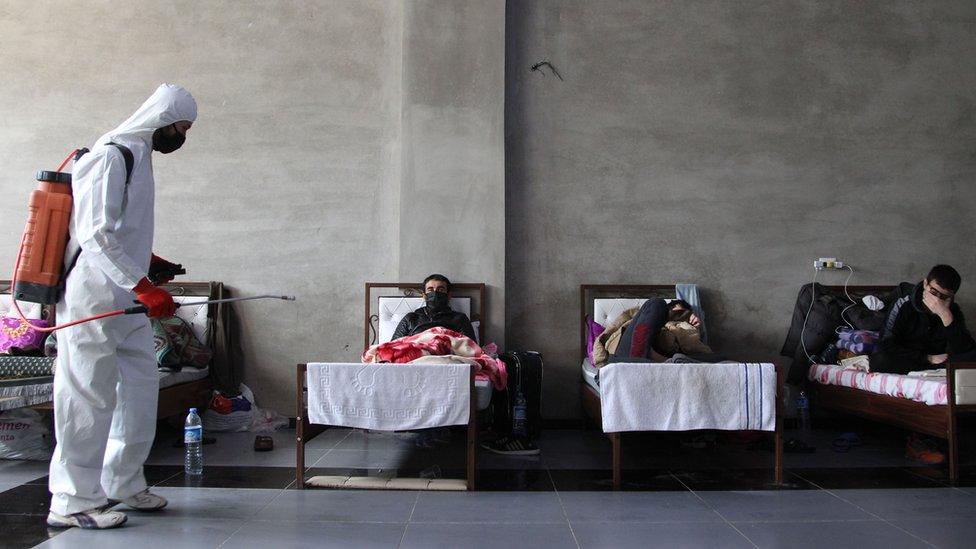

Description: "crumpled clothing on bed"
362 327 507 390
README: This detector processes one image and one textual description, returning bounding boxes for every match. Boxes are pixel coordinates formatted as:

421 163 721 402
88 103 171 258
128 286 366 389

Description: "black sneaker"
481 436 540 456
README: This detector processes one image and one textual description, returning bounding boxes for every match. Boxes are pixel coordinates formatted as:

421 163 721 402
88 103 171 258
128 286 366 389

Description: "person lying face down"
391 274 477 341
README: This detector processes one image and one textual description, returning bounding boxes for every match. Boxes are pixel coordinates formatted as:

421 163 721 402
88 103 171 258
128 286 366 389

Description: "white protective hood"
98 83 197 146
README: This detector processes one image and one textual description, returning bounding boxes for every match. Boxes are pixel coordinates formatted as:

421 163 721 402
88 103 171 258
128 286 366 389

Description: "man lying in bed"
392 274 476 341
594 299 715 366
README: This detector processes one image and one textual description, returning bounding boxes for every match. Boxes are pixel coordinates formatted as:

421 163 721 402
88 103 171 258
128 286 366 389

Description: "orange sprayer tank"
14 170 73 304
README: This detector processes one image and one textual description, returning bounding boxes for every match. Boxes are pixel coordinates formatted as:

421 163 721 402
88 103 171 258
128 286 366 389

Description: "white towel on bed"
306 362 471 431
599 362 776 433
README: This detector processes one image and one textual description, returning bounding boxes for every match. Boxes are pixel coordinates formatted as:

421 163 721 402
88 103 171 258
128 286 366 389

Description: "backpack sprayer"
7 149 295 332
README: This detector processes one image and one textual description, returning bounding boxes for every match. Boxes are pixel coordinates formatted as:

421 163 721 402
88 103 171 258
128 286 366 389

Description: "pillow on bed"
586 316 605 363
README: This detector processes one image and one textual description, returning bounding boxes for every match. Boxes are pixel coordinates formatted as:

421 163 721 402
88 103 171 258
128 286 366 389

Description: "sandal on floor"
784 438 816 454
254 435 274 452
831 438 851 453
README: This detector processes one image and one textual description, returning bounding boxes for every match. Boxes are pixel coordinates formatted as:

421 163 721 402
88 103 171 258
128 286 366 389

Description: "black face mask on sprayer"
151 124 186 154
425 291 450 312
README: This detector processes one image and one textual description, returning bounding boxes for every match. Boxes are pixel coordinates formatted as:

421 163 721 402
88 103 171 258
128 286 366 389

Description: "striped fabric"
808 363 947 406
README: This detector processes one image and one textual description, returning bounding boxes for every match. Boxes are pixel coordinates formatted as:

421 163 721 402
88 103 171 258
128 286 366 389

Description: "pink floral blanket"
362 327 507 390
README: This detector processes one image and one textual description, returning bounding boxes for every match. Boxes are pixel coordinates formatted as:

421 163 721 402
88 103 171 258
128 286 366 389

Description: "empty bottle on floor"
184 407 203 475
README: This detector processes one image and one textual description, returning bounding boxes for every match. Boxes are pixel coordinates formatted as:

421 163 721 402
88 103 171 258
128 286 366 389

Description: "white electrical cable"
799 268 820 362
839 264 856 330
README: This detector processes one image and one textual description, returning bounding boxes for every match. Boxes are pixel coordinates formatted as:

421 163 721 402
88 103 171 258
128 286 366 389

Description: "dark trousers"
612 298 668 361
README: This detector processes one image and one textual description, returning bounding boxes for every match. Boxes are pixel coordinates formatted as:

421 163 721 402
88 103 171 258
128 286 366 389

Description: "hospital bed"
1 280 222 419
806 285 976 482
296 282 489 491
579 284 784 489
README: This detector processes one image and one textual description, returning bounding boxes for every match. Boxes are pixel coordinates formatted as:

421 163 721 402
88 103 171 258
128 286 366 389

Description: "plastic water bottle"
184 408 203 476
796 392 811 443
512 391 528 437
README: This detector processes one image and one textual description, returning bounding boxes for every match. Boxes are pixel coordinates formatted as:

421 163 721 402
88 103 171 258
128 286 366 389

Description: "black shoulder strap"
107 142 134 185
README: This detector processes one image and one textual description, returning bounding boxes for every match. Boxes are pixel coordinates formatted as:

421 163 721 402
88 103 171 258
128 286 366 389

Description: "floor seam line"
821 487 939 548
547 467 582 549
397 492 420 548
672 472 760 549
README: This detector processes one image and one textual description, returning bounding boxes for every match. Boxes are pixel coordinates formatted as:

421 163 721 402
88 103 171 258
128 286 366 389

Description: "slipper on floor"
254 435 274 452
831 438 851 453
784 438 816 454
838 432 861 446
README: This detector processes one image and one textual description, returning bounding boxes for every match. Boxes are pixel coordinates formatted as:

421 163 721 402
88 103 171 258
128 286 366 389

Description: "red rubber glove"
133 277 177 318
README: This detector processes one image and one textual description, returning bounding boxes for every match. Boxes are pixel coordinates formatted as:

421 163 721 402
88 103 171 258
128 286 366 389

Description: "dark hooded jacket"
391 306 476 342
870 282 976 374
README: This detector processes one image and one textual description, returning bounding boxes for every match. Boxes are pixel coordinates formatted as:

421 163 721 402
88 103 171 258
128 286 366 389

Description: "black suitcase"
492 351 543 438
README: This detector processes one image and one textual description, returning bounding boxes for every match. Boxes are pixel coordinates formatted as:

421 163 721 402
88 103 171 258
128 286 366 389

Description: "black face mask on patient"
425 291 450 312
152 124 186 154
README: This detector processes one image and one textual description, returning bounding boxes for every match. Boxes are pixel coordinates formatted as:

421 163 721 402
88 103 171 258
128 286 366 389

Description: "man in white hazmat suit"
47 84 196 529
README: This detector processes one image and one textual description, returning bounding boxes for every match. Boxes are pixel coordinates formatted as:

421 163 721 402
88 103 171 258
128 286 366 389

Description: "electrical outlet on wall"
813 257 846 270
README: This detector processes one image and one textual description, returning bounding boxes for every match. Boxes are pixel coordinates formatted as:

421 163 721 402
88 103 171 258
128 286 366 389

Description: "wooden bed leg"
296 363 306 490
947 363 959 483
610 432 621 490
775 363 785 486
467 367 477 491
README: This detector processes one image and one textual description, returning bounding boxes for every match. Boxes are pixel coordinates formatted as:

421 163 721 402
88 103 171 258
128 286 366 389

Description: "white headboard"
377 296 473 344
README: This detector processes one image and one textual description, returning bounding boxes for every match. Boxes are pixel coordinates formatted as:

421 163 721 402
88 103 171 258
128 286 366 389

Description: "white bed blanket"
599 362 776 433
306 362 471 431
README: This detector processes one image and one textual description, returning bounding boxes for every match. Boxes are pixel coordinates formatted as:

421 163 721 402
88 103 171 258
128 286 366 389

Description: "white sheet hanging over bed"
306 362 471 431
599 362 776 433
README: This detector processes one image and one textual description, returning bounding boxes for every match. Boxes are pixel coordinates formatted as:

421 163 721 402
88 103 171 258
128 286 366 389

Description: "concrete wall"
399 1 506 345
506 1 976 419
0 1 505 414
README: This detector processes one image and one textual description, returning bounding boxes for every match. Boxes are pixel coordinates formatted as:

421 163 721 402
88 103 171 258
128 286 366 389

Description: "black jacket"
781 283 887 384
391 306 476 341
870 282 976 374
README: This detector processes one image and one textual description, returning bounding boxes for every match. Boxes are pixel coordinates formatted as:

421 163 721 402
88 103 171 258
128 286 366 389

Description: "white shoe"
119 489 168 511
47 505 128 529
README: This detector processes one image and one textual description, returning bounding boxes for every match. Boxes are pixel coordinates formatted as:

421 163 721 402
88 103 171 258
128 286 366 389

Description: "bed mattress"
159 366 210 390
581 357 599 392
807 363 976 406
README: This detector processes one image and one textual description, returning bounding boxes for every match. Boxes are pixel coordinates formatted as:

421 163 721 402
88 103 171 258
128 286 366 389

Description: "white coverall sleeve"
74 149 146 290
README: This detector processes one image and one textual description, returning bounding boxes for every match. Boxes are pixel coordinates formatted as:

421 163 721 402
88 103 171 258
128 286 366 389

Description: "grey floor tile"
400 522 577 549
698 490 872 522
560 491 720 523
35 516 245 549
226 519 406 549
892 518 976 548
333 429 426 451
573 520 753 549
143 487 280 520
303 427 354 451
411 491 566 523
734 519 929 549
0 460 50 485
830 488 976 519
310 448 415 469
147 429 327 467
258 489 417 523
0 481 19 493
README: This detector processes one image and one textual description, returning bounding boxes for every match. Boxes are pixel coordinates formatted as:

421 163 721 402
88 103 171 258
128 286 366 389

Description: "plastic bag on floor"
203 384 254 432
202 383 287 433
0 409 51 460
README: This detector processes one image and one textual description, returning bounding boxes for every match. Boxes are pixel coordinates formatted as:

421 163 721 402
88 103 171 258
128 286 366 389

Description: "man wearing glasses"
871 264 975 375
870 265 975 464
391 274 476 341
